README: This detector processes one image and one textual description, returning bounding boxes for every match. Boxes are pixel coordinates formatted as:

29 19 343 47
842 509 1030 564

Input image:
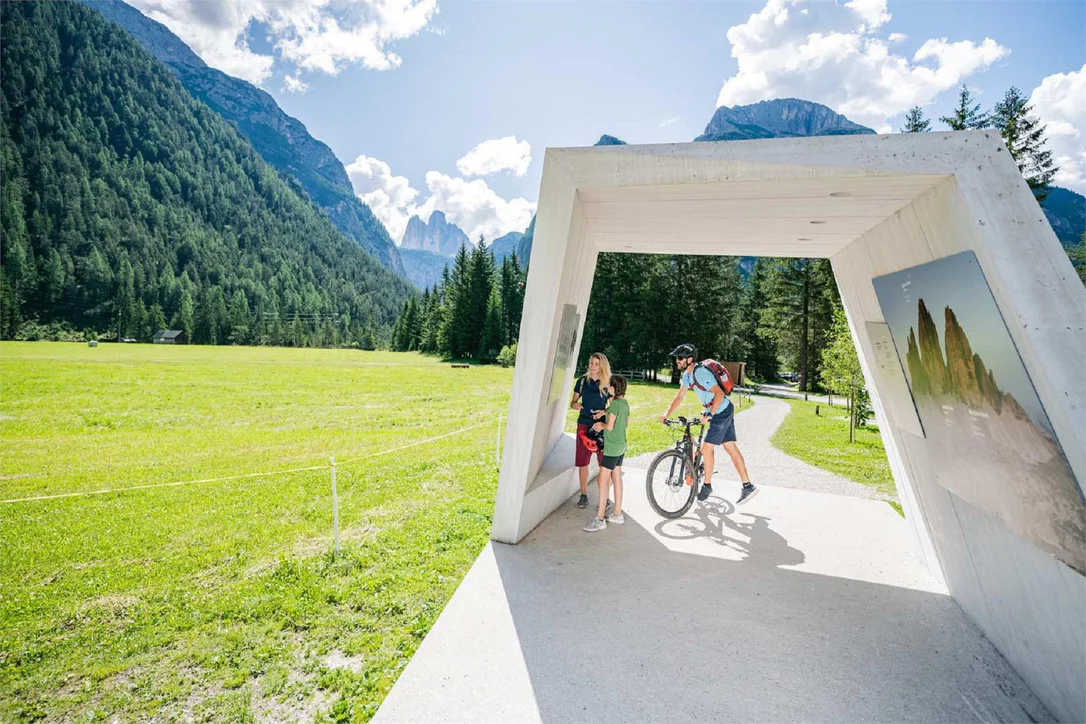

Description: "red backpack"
690 359 734 396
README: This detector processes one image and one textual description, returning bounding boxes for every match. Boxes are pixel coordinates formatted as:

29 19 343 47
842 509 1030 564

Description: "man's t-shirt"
574 376 610 426
602 398 629 457
681 365 732 413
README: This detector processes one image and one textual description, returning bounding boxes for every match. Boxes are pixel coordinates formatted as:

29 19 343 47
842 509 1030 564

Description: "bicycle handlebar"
663 416 705 428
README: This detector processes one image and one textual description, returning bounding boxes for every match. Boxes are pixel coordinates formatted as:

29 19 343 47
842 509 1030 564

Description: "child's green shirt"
602 398 629 457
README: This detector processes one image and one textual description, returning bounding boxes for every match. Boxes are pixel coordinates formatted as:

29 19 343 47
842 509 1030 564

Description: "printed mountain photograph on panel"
873 252 1084 574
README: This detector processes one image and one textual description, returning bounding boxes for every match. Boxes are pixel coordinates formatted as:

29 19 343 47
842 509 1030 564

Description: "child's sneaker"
606 511 625 525
583 516 607 532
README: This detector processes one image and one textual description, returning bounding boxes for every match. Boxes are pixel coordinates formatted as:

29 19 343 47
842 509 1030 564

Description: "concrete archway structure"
493 131 1085 721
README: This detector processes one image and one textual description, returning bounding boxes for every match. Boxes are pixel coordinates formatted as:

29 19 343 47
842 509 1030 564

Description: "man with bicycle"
659 344 757 505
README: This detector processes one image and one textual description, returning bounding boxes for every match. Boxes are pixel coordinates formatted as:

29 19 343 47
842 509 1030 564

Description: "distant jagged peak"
400 209 469 257
595 134 628 146
696 98 874 142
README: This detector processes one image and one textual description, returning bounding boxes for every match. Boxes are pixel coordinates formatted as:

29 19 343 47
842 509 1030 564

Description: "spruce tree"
990 86 1058 201
479 286 504 362
446 244 473 358
940 85 989 130
901 106 931 133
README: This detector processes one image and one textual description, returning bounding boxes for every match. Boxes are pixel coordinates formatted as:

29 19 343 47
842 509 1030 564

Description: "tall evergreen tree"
479 286 504 362
901 106 931 133
446 244 474 358
940 85 989 130
990 86 1058 201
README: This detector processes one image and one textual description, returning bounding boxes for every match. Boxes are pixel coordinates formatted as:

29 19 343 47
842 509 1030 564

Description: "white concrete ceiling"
577 174 949 258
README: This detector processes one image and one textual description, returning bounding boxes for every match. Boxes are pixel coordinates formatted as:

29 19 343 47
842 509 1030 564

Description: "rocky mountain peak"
696 98 875 142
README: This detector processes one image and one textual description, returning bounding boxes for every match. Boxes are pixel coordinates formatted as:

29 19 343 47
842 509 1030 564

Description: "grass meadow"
0 342 707 723
770 397 896 499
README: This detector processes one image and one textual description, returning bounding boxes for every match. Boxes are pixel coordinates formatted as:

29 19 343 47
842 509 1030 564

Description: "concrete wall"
492 133 1085 721
833 178 1085 723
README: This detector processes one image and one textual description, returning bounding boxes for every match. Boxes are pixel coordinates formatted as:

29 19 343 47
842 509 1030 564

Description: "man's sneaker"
606 511 625 525
577 494 589 508
605 499 614 515
697 483 712 502
583 516 607 532
737 483 759 505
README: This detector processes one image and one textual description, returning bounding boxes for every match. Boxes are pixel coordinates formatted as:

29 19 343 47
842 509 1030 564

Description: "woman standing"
570 352 612 508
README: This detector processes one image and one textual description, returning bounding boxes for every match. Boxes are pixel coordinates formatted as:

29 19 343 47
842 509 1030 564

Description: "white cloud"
414 172 536 242
282 72 309 93
346 154 420 241
346 156 535 243
455 136 532 177
1030 65 1086 194
716 0 1009 132
127 0 437 86
659 117 680 128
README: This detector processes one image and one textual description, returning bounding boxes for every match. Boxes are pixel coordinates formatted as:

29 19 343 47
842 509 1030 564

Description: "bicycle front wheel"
646 449 697 519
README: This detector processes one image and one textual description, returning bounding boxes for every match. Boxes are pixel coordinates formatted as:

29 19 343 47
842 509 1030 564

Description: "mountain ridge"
82 0 405 275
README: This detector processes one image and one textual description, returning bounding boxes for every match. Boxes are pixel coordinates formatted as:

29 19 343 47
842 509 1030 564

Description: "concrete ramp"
375 478 1051 723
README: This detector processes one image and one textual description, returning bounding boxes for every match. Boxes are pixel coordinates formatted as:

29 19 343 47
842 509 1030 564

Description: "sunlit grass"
770 397 896 499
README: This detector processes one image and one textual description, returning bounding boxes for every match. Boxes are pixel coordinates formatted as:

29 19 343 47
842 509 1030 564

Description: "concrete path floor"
374 474 1052 722
627 396 892 501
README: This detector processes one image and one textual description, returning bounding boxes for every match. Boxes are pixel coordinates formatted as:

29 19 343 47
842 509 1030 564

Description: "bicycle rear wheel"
646 449 697 519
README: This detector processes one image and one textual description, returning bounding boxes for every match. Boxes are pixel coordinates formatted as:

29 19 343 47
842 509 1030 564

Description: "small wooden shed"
152 330 187 345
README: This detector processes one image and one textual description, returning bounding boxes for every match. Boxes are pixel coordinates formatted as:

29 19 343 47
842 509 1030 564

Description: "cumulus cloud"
1030 65 1086 195
346 155 535 243
414 172 536 242
127 0 437 86
455 136 532 177
282 72 309 93
716 0 1009 132
346 155 420 241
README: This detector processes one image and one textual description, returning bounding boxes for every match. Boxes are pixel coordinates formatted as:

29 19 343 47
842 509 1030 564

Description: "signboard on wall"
547 304 580 405
872 251 1084 574
865 321 924 439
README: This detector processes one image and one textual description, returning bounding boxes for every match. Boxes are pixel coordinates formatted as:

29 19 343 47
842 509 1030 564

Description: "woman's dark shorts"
704 405 737 445
601 454 625 470
575 423 604 468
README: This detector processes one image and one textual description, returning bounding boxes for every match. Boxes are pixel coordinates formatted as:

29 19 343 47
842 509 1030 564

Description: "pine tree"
901 106 931 133
479 286 504 362
736 258 778 381
940 85 989 130
446 245 473 358
761 258 836 391
990 86 1058 201
228 290 251 344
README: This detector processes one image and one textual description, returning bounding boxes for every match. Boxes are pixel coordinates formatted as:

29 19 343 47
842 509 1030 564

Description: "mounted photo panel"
872 251 1084 574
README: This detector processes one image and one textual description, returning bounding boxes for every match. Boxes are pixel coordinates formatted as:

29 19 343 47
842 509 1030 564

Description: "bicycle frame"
668 417 707 488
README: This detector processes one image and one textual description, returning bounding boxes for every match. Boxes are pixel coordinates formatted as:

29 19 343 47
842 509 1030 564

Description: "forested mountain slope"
83 0 405 275
0 1 413 345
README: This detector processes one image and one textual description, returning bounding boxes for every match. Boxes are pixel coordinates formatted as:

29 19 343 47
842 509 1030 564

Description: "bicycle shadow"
654 495 806 569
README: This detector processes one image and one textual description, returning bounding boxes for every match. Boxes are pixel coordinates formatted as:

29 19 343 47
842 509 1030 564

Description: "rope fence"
1 419 495 506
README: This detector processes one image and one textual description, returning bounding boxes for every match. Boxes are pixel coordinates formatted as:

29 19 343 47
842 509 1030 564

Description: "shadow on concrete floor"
375 477 1052 723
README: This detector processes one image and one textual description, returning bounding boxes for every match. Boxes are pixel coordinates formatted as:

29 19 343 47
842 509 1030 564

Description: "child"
584 375 630 532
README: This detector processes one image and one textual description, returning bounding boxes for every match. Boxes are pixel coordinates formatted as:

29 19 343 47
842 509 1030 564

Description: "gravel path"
624 396 895 501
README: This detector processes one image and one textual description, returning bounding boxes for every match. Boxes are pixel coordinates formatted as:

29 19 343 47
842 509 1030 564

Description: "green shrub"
497 343 517 367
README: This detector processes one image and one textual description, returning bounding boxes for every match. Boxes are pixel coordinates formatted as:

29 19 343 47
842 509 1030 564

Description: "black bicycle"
646 416 707 519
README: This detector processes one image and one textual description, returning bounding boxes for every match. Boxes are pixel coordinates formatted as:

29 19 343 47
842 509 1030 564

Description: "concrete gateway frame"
493 132 1085 721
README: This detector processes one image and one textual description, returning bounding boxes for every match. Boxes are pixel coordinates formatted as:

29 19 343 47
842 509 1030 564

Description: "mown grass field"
0 342 708 723
770 397 897 499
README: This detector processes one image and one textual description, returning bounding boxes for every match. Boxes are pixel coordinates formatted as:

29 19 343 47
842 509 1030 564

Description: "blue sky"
129 0 1085 242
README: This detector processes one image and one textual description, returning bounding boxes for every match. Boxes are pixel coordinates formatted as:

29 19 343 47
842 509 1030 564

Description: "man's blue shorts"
704 404 737 445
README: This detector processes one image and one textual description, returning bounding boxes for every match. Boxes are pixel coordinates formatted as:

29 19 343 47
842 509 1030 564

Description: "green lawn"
0 342 711 722
770 398 897 500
